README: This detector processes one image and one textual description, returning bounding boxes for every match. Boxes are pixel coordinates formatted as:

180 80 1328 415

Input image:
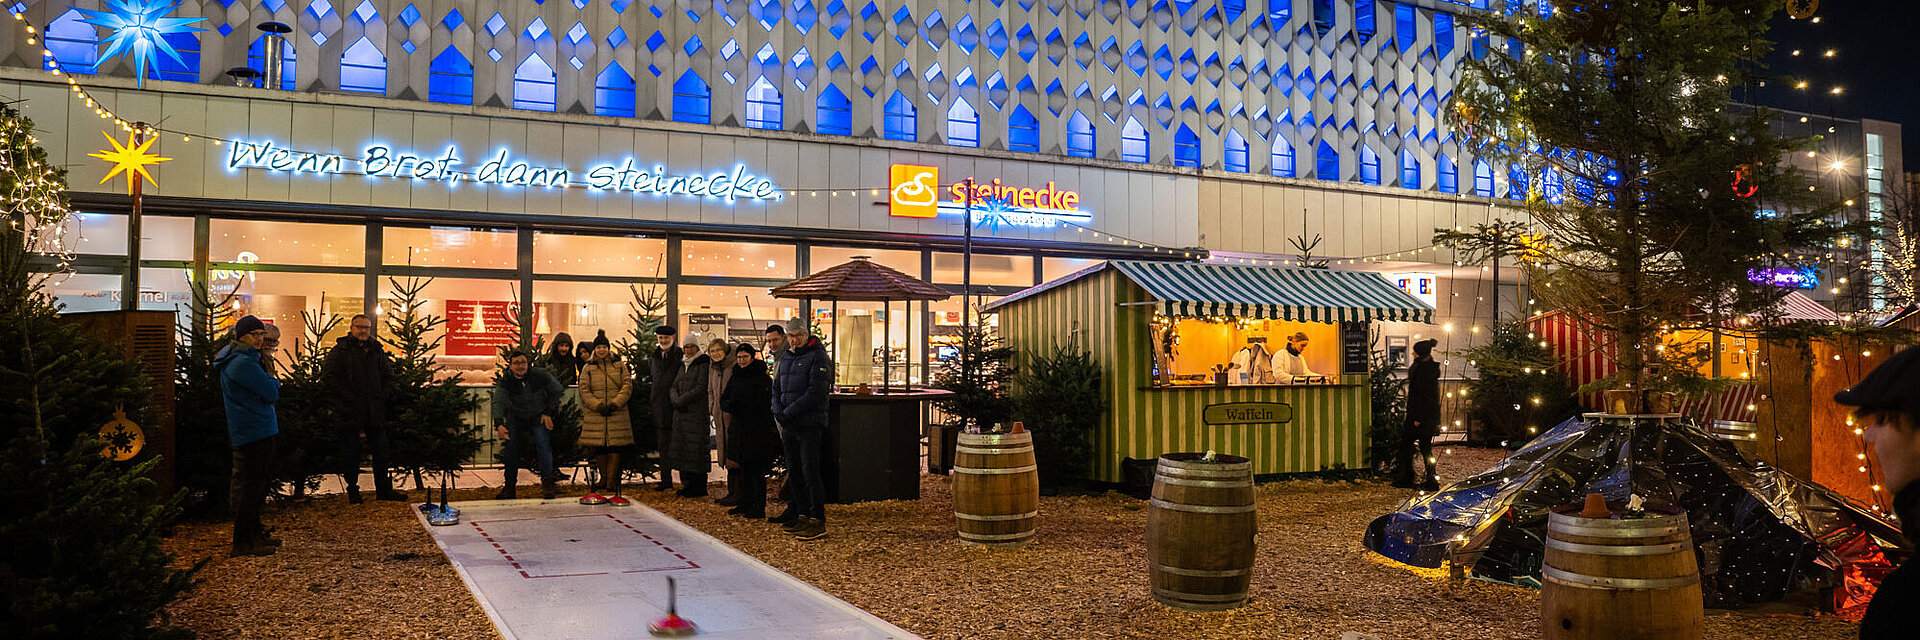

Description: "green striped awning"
1107 260 1434 323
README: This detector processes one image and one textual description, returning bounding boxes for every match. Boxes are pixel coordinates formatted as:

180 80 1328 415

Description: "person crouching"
493 349 564 500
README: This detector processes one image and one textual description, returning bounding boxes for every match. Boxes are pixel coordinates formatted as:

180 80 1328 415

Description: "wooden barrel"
951 431 1038 546
1541 506 1703 640
1146 453 1255 611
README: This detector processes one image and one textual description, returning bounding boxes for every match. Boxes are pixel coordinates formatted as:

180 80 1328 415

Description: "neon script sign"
888 164 1092 228
225 140 781 201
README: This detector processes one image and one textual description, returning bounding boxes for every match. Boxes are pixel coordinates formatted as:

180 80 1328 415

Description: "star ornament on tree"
88 131 170 193
76 0 206 89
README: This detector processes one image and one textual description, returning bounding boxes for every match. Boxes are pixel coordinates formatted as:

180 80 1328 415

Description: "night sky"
1750 2 1920 167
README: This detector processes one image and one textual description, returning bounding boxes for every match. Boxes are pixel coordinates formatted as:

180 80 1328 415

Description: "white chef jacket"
1228 345 1273 384
1270 347 1320 384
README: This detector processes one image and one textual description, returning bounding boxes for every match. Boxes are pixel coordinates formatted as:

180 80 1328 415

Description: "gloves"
598 404 617 416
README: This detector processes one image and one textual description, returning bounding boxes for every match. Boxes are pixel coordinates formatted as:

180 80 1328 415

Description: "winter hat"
591 330 611 350
233 315 266 338
1834 345 1920 420
655 325 678 336
1413 339 1438 357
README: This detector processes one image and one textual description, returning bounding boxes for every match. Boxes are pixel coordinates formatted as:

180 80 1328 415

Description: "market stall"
771 258 953 502
984 260 1433 482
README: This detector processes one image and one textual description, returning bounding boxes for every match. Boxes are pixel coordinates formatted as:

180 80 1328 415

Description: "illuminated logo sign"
889 164 940 218
886 163 1092 228
1748 267 1818 289
224 140 781 202
1391 272 1439 307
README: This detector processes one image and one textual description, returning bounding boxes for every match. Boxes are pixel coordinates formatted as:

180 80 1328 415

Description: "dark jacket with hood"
1404 356 1442 438
1861 482 1920 639
546 332 581 386
649 346 682 451
770 335 833 429
721 359 780 466
323 335 391 424
492 366 564 426
217 344 280 447
665 353 713 473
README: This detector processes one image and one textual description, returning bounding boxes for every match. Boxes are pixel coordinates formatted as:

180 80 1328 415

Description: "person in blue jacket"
770 325 833 541
217 315 281 557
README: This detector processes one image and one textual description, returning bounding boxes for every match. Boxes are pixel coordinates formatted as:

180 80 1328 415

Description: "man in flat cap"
1834 345 1920 638
1394 338 1441 490
648 325 683 491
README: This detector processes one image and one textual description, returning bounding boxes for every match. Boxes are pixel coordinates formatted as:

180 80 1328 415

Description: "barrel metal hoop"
1153 476 1254 489
1152 563 1252 578
1158 462 1252 475
1546 538 1691 557
958 434 1032 446
1149 498 1256 514
1542 566 1699 591
952 464 1038 475
1156 466 1253 479
1151 587 1248 603
1551 522 1686 539
960 530 1035 542
955 511 1039 522
955 445 1036 456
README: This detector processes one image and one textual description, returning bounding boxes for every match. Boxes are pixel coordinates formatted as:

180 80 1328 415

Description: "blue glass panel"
514 55 558 111
1224 129 1248 172
44 9 98 74
1356 2 1375 44
428 47 474 105
441 8 463 30
673 70 711 123
817 84 852 134
745 76 783 129
1121 118 1148 162
883 91 916 140
1474 159 1495 196
146 31 201 82
595 62 636 117
1009 105 1040 152
1437 154 1458 193
1359 144 1380 185
1395 4 1415 52
1173 125 1199 167
1066 111 1095 158
1399 148 1420 188
1316 140 1340 181
1508 163 1528 199
1312 0 1334 36
338 37 386 93
946 98 979 147
1272 136 1296 177
1434 12 1454 58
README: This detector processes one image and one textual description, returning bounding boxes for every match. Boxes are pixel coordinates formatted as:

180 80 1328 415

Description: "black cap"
1834 345 1920 417
1413 338 1438 356
233 315 266 337
655 325 677 336
591 329 611 349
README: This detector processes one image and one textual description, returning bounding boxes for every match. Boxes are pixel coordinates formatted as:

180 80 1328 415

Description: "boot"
230 542 277 557
782 515 808 533
495 486 518 500
541 478 558 500
255 525 283 547
768 508 798 525
792 517 827 541
375 489 408 502
346 486 364 504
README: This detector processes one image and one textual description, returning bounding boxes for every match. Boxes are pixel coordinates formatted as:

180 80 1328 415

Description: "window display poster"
447 300 520 356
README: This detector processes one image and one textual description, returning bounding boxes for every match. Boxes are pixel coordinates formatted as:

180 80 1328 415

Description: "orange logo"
888 164 940 218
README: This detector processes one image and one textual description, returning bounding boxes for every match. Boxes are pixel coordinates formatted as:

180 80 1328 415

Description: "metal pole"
1490 253 1499 324
882 298 891 393
963 177 975 330
122 125 147 311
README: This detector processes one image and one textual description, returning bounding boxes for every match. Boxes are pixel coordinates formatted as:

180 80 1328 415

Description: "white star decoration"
76 0 206 89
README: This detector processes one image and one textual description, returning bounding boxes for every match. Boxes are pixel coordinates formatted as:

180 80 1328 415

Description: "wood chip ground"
164 448 1861 639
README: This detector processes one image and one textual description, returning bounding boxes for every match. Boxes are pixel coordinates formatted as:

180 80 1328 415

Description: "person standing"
493 350 565 500
666 340 713 497
578 331 634 505
323 313 403 504
721 343 778 519
259 323 282 375
1270 331 1323 384
1832 346 1920 640
1394 338 1441 490
771 325 832 541
762 324 794 520
649 326 683 491
546 332 582 386
218 315 280 557
706 338 738 506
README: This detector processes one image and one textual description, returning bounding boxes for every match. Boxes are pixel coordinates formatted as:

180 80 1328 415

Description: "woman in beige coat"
578 331 634 505
705 338 737 505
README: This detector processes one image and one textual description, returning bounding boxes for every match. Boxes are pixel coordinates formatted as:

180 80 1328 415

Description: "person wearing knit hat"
1835 346 1920 638
577 329 635 505
216 315 281 556
1394 338 1442 490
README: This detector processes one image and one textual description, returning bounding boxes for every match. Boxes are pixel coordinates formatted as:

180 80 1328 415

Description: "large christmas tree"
0 106 198 637
382 276 483 489
1441 0 1841 394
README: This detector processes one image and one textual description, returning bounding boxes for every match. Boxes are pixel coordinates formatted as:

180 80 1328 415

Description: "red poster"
446 300 520 357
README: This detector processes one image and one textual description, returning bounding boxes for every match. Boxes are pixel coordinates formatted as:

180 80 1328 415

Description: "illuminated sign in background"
224 139 782 202
1748 267 1819 289
1391 272 1439 308
887 163 1093 228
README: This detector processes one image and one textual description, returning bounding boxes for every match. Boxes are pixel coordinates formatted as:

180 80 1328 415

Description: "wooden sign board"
1203 402 1294 426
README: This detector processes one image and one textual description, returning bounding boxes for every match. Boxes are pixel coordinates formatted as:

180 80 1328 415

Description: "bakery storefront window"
677 284 795 346
810 246 919 277
212 219 364 267
931 252 1034 287
1149 317 1340 387
533 231 667 277
384 225 517 269
683 240 796 279
532 279 662 353
382 276 522 382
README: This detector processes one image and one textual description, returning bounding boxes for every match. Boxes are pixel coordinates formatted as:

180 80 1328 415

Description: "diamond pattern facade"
5 0 1499 188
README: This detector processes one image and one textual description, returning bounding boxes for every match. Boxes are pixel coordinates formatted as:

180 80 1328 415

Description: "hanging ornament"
75 0 207 89
87 131 170 193
99 406 144 461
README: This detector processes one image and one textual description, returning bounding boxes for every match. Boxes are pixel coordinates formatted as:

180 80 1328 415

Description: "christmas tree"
1458 321 1579 444
934 326 1017 433
382 276 483 490
615 283 667 481
0 105 198 638
1440 1 1842 394
268 309 343 498
171 278 240 514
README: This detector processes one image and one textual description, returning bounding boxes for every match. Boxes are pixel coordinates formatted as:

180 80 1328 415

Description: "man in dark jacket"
771 326 833 541
218 315 280 557
493 349 565 500
1394 338 1441 491
649 325 682 491
721 343 778 519
1833 345 1920 640
666 340 712 497
323 313 403 504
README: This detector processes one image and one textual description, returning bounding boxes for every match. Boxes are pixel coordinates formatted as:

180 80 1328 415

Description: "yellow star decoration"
87 131 170 193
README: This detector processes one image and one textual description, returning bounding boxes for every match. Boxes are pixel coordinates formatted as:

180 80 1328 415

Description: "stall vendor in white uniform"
1271 332 1322 384
1228 339 1275 385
